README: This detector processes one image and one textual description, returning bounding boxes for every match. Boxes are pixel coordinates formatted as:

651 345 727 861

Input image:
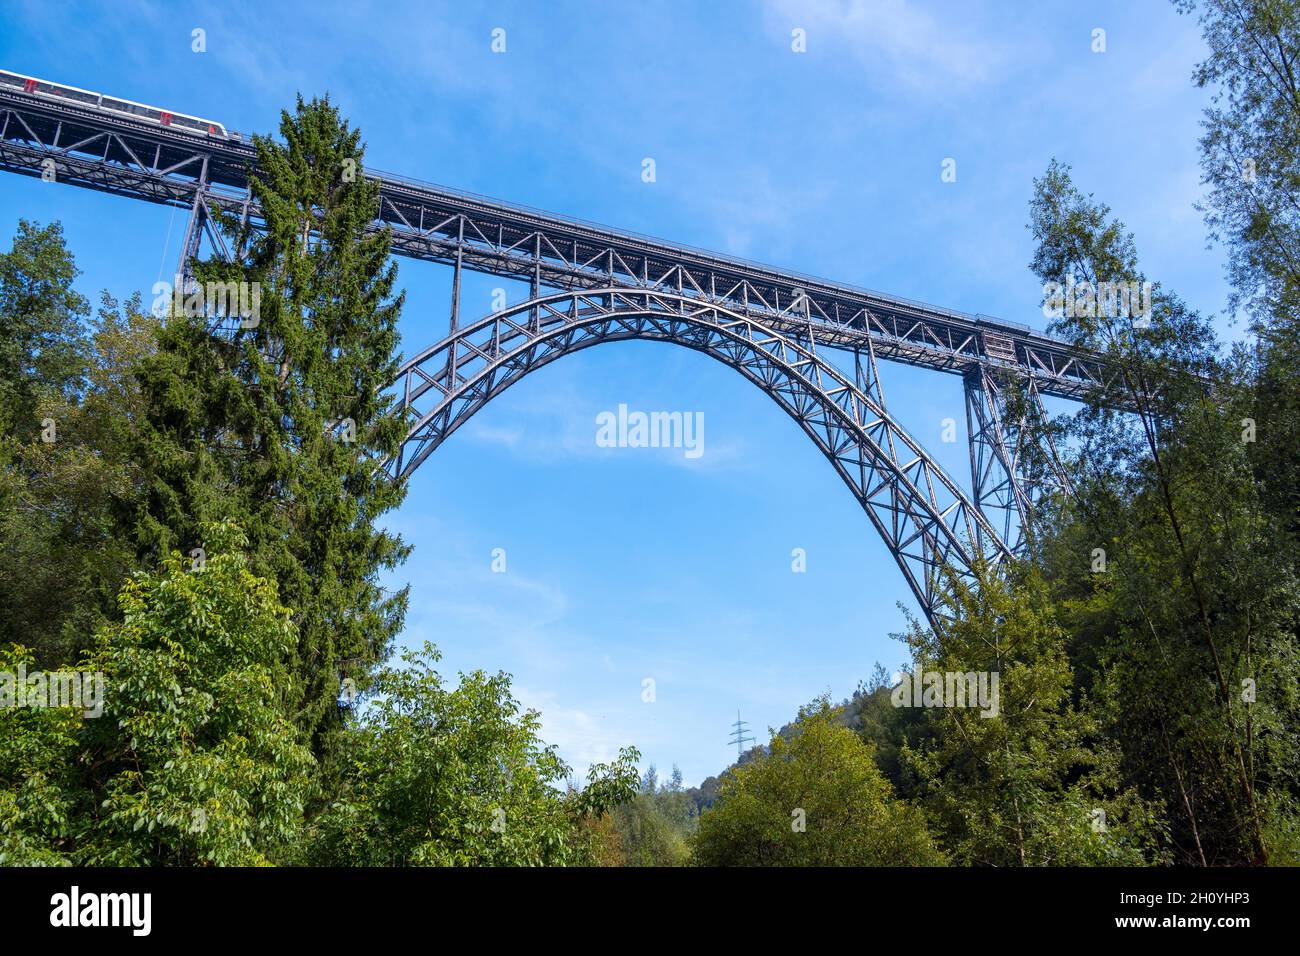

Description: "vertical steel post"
446 216 465 390
964 365 1035 555
450 215 464 333
176 156 210 286
530 233 541 332
964 368 988 557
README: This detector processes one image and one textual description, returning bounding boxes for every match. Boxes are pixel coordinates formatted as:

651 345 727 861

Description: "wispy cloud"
405 558 570 639
514 686 635 774
459 378 752 473
764 0 1002 89
701 165 832 260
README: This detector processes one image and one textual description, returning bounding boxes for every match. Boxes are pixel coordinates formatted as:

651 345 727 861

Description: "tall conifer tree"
134 96 410 756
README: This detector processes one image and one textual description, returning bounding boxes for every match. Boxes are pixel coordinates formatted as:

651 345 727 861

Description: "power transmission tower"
728 710 756 761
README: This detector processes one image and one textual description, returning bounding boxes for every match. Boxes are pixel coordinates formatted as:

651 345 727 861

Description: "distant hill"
684 664 899 813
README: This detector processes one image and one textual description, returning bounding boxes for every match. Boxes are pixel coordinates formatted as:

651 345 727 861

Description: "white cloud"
409 563 570 639
765 0 1000 89
514 686 633 775
702 165 831 260
463 423 525 450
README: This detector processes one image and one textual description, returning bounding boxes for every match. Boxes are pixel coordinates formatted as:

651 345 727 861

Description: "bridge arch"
388 288 1010 622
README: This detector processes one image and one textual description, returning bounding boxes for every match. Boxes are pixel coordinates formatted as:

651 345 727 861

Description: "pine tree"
133 96 410 757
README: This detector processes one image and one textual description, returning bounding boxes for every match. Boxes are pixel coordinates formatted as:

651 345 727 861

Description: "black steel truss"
964 365 1073 556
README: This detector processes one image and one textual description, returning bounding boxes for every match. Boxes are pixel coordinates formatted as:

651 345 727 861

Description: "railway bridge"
0 80 1107 624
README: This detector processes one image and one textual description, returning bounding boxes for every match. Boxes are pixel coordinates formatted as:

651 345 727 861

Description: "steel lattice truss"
0 91 1109 394
964 365 1073 556
0 86 1091 624
391 288 1008 616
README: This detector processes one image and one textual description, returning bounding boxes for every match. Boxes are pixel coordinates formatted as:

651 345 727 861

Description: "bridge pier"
176 157 212 284
964 364 1072 557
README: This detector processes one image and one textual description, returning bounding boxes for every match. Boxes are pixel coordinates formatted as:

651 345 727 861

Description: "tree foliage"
1027 156 1300 864
1 523 314 866
605 764 696 866
899 566 1165 866
299 642 639 866
0 222 152 667
133 96 410 759
0 220 88 441
0 642 84 866
80 521 315 866
692 699 943 866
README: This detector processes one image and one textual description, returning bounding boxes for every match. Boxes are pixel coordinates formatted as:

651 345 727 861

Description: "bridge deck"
0 88 1106 399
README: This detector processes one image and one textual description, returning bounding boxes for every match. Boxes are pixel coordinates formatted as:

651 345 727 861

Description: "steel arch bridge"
392 286 1007 614
0 77 1092 626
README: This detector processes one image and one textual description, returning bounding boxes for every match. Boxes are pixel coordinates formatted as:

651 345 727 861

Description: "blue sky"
1 0 1234 786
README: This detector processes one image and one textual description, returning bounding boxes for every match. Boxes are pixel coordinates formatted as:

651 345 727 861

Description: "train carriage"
0 69 234 139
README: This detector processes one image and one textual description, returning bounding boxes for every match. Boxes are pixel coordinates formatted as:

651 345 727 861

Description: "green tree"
1028 159 1300 864
0 258 154 667
133 96 410 758
300 641 639 866
1180 0 1300 329
608 764 695 866
852 662 935 799
78 520 315 866
0 643 83 865
1177 0 1300 691
691 699 943 866
0 219 88 441
899 565 1165 866
659 765 694 830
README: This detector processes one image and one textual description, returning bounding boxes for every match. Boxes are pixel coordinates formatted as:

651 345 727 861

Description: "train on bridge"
0 69 236 141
